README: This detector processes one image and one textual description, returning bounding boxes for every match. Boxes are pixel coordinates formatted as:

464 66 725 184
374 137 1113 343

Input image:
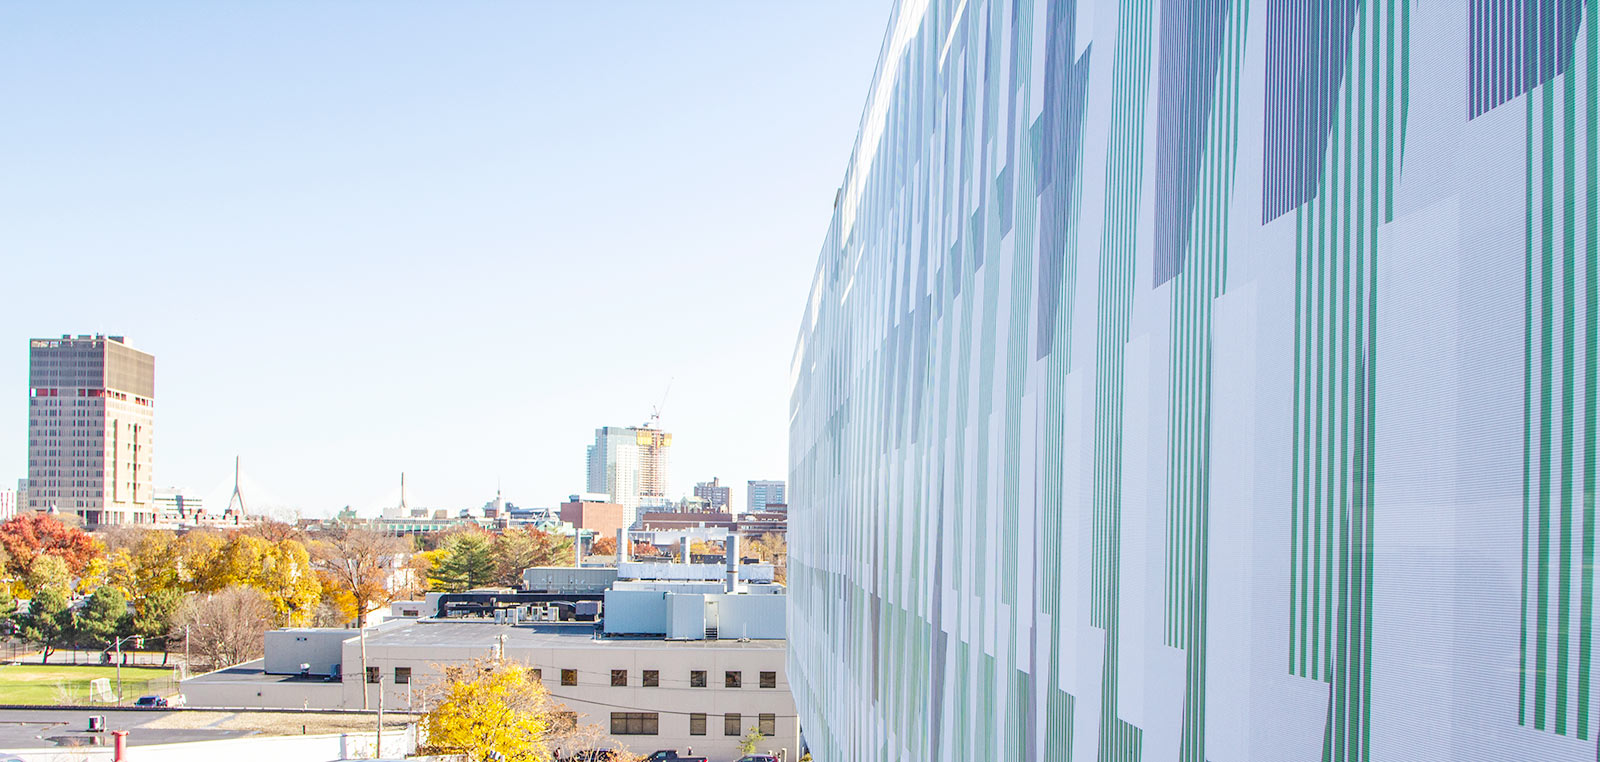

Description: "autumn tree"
24 554 71 597
172 529 227 590
199 534 271 591
419 657 640 762
0 514 100 576
688 539 723 557
431 532 495 592
172 585 273 672
588 536 617 557
310 526 410 627
240 520 304 543
744 532 788 585
491 527 573 586
631 542 662 558
105 530 180 598
259 539 321 625
18 586 73 663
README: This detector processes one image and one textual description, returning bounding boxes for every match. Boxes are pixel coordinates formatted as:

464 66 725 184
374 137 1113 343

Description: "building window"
610 712 659 735
611 669 628 687
759 713 775 736
690 670 707 687
642 669 659 687
394 667 410 684
725 670 742 688
366 667 380 684
689 713 706 735
528 668 542 683
724 713 741 736
760 671 776 689
561 669 577 686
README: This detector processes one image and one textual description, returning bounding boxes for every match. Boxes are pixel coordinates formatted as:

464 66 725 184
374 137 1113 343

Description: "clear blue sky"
0 2 892 517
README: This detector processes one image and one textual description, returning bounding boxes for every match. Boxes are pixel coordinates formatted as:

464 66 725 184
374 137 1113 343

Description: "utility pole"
183 624 190 677
115 637 122 705
359 627 369 711
376 673 385 758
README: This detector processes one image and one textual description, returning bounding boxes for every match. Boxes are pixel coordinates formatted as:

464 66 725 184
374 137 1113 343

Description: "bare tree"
172 585 273 672
310 526 412 627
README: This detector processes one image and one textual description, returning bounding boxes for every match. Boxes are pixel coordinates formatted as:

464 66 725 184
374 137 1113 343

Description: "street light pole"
111 635 142 705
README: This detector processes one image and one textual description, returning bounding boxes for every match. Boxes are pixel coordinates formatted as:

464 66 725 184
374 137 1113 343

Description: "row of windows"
612 711 776 737
370 666 779 690
608 669 776 689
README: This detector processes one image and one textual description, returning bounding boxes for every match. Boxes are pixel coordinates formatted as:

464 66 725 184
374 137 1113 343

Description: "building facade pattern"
27 335 155 527
748 480 788 512
787 0 1600 760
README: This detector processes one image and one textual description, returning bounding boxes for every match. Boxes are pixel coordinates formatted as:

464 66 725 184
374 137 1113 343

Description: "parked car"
132 695 168 707
735 756 779 762
644 753 708 762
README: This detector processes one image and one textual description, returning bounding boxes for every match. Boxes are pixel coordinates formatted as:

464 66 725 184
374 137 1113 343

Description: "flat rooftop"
0 708 408 750
183 659 333 687
184 621 785 689
366 620 787 651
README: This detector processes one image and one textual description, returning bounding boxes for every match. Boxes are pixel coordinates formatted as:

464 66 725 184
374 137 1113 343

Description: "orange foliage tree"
0 514 101 576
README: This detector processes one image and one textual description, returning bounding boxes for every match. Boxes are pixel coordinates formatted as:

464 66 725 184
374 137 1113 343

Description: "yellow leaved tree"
419 657 640 762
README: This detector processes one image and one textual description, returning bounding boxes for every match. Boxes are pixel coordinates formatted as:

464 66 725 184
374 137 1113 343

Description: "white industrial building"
182 542 796 762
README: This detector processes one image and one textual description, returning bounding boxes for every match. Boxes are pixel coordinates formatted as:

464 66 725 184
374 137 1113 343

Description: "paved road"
0 709 245 749
0 708 407 751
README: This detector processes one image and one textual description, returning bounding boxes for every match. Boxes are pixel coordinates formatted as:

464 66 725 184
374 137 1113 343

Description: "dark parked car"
643 752 708 762
132 695 168 708
735 756 778 762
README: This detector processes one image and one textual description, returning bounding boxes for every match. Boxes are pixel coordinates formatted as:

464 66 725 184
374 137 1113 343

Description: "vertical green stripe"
1521 36 1538 728
1556 22 1579 734
1536 59 1556 730
1578 0 1599 740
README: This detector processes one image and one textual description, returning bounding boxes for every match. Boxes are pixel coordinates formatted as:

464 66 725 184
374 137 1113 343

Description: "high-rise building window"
642 669 659 687
690 670 706 687
760 671 776 689
561 669 577 686
528 668 541 682
725 670 742 688
366 667 379 684
689 713 706 735
724 713 741 736
394 667 410 684
611 669 628 687
759 713 776 736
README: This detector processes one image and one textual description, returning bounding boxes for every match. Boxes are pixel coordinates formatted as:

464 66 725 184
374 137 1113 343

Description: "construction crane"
645 378 673 428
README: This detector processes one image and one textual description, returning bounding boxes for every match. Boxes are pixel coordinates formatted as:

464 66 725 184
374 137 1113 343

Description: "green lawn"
0 664 180 705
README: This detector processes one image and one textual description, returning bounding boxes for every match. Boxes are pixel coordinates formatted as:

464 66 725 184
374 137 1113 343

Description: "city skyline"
0 2 891 516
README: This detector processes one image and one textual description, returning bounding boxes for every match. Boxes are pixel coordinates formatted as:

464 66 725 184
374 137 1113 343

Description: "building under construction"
585 425 672 528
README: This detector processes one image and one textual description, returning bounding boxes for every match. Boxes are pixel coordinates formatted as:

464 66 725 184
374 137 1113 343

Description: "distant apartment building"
745 480 784 513
560 493 626 541
585 425 671 527
26 335 155 527
0 488 14 521
692 477 730 512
